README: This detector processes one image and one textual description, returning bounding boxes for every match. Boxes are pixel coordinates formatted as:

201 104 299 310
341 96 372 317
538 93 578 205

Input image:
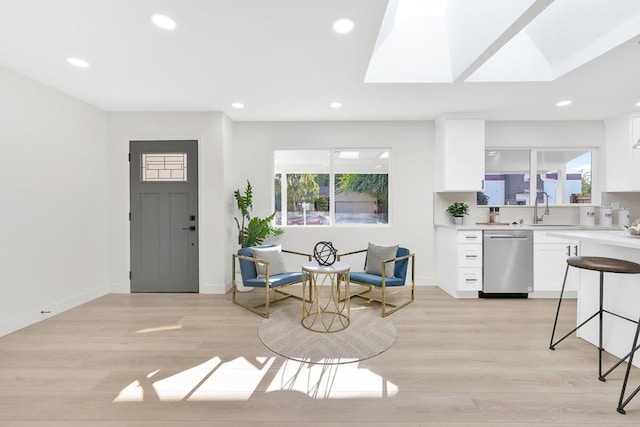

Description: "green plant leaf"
234 180 284 247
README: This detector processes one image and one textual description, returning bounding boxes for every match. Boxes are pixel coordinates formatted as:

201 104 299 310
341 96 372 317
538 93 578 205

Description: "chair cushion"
238 245 278 286
350 271 405 287
365 242 399 278
251 245 286 277
394 247 410 279
244 272 304 288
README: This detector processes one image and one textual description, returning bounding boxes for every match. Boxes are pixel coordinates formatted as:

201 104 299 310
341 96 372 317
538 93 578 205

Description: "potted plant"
234 180 283 248
446 202 470 225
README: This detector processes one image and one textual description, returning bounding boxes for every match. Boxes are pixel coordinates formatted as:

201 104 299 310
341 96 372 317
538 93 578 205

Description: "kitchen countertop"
547 229 640 250
434 223 622 231
548 229 640 369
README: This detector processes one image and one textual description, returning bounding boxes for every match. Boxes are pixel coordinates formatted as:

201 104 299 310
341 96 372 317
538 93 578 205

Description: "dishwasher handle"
486 235 530 239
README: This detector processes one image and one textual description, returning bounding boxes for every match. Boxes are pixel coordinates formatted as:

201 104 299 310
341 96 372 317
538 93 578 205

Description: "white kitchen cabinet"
533 231 580 296
604 116 640 191
436 228 483 297
435 118 485 192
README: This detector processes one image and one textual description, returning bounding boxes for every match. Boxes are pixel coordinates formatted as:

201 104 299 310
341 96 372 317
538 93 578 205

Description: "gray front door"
130 140 199 292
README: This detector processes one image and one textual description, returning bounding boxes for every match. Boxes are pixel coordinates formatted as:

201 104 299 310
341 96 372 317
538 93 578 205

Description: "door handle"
567 245 571 256
573 245 578 256
182 226 196 231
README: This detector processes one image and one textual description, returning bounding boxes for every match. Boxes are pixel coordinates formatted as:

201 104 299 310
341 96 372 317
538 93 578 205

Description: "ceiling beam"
454 0 554 83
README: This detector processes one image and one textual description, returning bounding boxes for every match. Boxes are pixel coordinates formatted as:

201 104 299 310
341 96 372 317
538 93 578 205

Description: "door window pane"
141 153 188 182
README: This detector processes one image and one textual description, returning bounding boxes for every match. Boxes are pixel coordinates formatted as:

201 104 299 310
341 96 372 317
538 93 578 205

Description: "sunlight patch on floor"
266 359 398 399
114 355 397 402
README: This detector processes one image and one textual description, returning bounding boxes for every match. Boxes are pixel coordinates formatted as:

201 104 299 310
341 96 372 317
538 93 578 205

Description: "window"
141 153 188 182
478 149 592 205
274 149 390 226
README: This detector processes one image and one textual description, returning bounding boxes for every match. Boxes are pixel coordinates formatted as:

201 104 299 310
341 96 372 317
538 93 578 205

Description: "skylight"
365 0 640 83
395 0 449 18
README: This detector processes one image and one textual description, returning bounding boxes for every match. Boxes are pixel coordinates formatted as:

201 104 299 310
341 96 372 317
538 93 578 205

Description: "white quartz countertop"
434 223 621 231
547 230 640 250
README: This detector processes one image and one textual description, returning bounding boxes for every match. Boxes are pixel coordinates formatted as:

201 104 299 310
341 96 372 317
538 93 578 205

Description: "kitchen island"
548 230 640 367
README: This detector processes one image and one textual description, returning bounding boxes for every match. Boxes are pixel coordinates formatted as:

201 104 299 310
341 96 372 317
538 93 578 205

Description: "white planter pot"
453 216 464 225
234 269 254 293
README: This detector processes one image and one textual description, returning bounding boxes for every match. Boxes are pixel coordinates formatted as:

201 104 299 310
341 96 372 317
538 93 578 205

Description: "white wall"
107 112 230 294
0 72 616 336
232 121 436 286
0 66 109 336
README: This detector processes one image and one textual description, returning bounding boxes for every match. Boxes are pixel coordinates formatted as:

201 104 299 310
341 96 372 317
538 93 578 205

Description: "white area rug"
258 304 397 364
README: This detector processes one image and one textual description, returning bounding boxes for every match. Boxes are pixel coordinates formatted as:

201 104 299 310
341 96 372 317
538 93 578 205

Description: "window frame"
273 148 392 228
481 147 597 206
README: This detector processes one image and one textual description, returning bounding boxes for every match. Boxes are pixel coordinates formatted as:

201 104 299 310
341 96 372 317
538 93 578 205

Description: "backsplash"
603 192 640 223
435 192 640 226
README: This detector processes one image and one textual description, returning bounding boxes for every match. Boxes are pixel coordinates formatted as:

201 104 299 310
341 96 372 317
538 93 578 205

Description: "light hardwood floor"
1 287 639 426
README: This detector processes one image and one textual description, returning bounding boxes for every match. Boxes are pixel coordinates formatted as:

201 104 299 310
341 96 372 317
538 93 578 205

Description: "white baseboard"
530 290 577 299
109 282 130 293
416 276 436 286
200 282 230 294
0 286 109 337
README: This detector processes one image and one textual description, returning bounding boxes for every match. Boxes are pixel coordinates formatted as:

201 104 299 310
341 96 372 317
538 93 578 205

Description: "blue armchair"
232 244 311 318
338 246 415 317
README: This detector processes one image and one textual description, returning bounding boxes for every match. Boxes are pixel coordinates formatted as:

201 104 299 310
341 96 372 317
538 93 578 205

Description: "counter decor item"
598 206 613 227
618 208 630 227
446 202 470 225
628 219 640 237
579 205 596 226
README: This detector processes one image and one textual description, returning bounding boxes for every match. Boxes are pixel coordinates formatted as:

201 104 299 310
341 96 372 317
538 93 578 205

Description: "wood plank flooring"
1 287 639 426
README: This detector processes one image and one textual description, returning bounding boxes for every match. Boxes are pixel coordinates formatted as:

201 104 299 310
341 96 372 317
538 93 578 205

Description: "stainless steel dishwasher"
482 229 533 297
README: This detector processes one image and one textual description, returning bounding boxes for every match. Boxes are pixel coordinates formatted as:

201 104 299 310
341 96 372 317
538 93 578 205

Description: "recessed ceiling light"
635 101 640 107
151 13 176 30
332 18 354 34
488 151 498 156
556 100 573 107
231 102 245 109
66 57 89 68
330 102 342 109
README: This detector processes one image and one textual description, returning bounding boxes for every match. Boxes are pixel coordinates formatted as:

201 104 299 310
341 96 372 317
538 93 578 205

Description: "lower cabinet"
533 231 580 295
436 227 483 297
457 267 482 291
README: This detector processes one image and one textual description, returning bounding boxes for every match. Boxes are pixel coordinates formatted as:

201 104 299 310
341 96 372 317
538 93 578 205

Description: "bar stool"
549 256 640 414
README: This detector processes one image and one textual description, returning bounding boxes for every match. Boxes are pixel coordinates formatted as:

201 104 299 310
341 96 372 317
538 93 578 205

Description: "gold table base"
301 262 350 333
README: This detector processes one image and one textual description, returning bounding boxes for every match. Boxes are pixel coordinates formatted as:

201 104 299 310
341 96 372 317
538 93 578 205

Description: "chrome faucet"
534 191 550 224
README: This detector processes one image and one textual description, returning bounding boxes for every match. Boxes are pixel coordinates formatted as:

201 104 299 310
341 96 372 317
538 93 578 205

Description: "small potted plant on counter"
446 202 470 225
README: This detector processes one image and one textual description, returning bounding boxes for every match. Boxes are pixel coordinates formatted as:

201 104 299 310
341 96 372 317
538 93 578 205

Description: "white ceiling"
1 0 640 121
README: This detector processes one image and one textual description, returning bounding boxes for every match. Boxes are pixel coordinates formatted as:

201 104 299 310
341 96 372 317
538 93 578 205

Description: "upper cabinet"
435 117 485 192
605 116 640 192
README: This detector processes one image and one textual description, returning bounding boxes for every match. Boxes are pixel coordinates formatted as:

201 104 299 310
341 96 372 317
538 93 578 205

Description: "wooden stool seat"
567 256 640 274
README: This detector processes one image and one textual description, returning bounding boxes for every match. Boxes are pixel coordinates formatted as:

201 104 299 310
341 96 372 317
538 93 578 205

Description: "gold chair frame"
232 249 311 318
338 249 415 317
